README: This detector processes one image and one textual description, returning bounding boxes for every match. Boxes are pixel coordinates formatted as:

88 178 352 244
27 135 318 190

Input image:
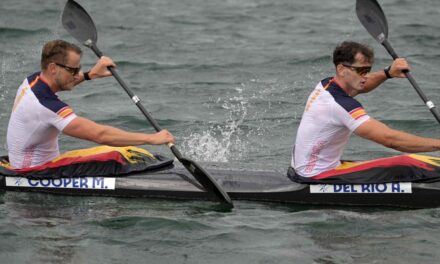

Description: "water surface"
1 0 440 263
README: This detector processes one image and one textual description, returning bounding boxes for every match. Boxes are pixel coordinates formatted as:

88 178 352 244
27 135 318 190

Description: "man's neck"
333 76 357 97
40 72 59 94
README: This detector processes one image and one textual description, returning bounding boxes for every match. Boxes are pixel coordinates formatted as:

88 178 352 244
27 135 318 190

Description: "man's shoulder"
325 83 363 113
29 77 72 116
36 94 72 117
319 77 333 87
332 93 363 112
26 72 40 84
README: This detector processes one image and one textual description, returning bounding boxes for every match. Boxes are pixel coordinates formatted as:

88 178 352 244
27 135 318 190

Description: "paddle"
61 0 233 207
356 0 440 124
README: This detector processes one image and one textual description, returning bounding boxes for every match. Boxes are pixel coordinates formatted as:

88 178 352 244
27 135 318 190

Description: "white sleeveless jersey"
293 77 370 177
7 73 77 168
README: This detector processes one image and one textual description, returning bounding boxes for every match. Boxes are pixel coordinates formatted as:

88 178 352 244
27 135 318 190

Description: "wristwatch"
83 71 91 81
384 66 393 79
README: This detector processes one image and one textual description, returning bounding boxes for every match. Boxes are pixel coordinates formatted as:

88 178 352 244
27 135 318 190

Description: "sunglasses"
55 62 81 76
342 64 372 76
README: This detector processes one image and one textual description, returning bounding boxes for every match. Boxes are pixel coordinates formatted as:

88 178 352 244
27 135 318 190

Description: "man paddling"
7 39 174 169
292 41 440 179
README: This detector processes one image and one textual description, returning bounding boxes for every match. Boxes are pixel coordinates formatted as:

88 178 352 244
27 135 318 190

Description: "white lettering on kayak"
310 182 412 194
5 177 116 190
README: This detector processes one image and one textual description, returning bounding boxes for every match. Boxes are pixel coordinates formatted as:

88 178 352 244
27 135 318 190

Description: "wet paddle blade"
356 0 388 43
356 0 440 125
62 0 97 46
179 157 233 207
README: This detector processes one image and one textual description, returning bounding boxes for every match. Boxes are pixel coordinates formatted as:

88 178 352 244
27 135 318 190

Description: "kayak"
2 163 440 208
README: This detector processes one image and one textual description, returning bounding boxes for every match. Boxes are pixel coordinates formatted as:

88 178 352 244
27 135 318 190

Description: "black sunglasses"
342 64 372 76
55 62 81 76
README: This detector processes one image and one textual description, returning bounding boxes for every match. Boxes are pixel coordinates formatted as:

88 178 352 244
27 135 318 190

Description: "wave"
107 25 134 31
116 61 246 71
402 23 440 30
399 35 440 47
93 216 211 231
287 55 331 66
117 57 328 72
0 27 49 38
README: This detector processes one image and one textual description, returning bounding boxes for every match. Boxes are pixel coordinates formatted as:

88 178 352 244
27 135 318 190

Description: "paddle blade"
179 157 233 207
62 0 97 46
356 0 388 43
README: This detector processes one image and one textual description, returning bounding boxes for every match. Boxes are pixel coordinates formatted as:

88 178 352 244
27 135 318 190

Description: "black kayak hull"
1 166 440 208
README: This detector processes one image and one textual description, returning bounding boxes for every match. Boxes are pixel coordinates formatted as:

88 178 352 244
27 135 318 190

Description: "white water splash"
180 78 297 163
0 59 8 103
181 84 249 162
0 57 11 153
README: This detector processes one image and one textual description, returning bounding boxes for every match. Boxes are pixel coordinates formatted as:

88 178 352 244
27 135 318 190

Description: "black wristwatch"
83 71 91 81
384 66 393 79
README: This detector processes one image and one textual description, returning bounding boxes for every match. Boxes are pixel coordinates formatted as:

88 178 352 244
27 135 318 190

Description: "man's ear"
336 64 345 77
46 63 57 75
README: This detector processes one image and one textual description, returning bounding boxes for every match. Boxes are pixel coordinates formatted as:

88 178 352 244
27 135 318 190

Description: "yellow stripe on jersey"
57 106 74 119
349 107 366 120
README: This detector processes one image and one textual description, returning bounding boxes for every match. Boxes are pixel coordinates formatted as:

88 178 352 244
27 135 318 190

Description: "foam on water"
0 59 7 104
180 78 296 162
181 84 249 162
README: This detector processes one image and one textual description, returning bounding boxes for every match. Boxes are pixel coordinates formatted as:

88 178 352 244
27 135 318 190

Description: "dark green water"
1 0 440 263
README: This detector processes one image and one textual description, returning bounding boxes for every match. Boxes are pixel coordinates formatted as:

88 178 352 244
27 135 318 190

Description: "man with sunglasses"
7 39 174 169
291 41 440 178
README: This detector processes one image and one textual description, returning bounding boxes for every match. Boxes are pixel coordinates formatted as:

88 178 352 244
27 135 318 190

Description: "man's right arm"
63 117 174 146
74 56 115 86
354 118 440 153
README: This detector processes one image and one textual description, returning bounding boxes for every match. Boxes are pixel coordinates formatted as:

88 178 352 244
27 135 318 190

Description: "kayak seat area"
288 154 440 184
0 146 174 178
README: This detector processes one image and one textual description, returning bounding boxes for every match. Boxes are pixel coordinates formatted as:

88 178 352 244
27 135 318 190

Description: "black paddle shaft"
356 0 440 124
89 44 186 160
381 40 440 124
62 0 233 207
89 46 161 131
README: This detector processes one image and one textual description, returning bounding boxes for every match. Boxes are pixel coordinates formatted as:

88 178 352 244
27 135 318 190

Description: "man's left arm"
359 58 410 94
74 56 115 85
